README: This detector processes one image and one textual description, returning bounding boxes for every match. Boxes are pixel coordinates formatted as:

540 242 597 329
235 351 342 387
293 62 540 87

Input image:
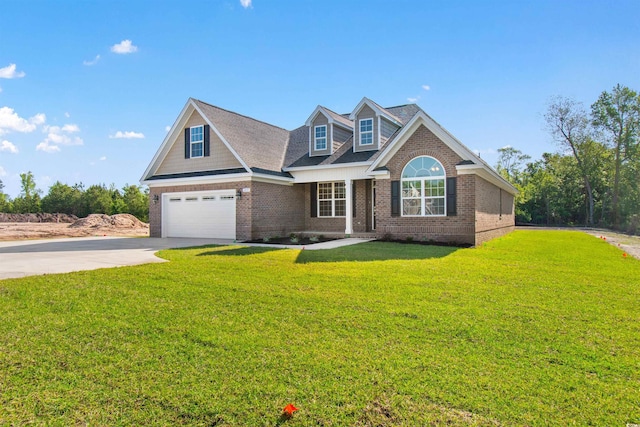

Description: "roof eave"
456 164 519 194
283 161 372 172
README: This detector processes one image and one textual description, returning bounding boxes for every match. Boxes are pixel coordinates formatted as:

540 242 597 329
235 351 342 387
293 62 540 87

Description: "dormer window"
314 125 327 151
190 125 204 158
359 118 373 145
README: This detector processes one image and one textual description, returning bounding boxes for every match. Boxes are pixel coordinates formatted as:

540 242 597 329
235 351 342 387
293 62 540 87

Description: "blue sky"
1 0 638 198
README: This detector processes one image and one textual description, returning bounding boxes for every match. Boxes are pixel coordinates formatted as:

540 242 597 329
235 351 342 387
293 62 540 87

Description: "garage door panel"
164 191 236 239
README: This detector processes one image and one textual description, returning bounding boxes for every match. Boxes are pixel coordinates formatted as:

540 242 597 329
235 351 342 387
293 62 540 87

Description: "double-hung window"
359 118 373 145
318 182 346 217
190 125 204 158
314 125 327 151
401 156 446 216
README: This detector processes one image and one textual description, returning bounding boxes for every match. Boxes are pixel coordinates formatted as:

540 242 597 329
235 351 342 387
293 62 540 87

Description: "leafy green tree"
545 96 600 225
495 146 531 182
495 146 531 223
0 179 12 213
591 84 640 227
122 184 149 222
12 172 41 213
81 184 113 216
108 184 126 215
41 181 83 216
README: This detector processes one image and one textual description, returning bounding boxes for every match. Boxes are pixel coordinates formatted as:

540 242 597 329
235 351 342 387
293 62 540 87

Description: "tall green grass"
1 230 638 426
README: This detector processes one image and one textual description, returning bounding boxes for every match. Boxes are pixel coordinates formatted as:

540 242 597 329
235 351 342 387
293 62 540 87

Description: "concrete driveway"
0 236 233 279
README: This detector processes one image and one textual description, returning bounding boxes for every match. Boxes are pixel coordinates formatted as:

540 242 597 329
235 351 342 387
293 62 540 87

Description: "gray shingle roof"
386 104 421 124
193 99 291 173
321 106 354 128
284 103 422 169
191 99 423 172
367 98 405 124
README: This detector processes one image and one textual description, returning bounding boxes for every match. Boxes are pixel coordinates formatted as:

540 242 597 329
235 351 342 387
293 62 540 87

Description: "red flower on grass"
283 403 298 417
623 253 628 258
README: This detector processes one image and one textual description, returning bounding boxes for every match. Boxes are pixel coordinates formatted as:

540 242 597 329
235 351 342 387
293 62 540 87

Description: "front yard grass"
1 230 639 426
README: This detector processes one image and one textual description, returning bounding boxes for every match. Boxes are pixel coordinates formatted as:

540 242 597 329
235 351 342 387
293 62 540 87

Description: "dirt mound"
0 213 78 223
70 214 149 230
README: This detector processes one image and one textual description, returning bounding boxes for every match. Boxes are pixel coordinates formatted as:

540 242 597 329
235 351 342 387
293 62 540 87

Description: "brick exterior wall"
148 124 515 246
303 180 370 234
149 180 305 241
474 175 515 245
250 181 305 239
374 124 476 245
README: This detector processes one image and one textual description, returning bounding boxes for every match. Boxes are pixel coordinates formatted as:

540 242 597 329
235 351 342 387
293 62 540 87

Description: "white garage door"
163 190 236 239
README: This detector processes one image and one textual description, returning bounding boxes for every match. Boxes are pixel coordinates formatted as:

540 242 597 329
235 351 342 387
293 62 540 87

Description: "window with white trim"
318 182 346 217
314 125 327 151
359 118 373 145
401 156 446 216
190 125 204 158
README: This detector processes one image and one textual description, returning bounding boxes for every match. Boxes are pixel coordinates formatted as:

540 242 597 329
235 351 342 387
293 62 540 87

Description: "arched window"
401 156 446 216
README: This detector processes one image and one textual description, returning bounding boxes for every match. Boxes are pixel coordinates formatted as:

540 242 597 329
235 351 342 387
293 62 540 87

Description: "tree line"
497 84 639 234
0 172 149 222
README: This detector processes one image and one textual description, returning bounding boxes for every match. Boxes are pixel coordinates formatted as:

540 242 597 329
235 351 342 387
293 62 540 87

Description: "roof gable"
193 99 290 173
368 110 517 194
141 98 292 182
305 105 354 129
349 97 403 126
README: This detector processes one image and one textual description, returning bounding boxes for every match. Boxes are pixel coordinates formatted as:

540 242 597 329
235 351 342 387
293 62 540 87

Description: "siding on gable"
310 114 331 157
156 110 243 175
354 104 379 152
380 117 399 144
332 124 352 151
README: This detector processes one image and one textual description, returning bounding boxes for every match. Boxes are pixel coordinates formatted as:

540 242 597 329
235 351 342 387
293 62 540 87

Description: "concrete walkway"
0 236 373 280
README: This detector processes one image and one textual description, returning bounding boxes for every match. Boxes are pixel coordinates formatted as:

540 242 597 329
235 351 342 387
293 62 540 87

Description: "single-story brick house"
141 97 516 245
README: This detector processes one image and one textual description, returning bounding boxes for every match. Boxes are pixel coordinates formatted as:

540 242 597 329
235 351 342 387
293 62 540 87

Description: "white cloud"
0 86 3 93
240 0 252 8
111 40 138 54
0 107 46 135
83 54 101 66
422 85 430 91
1 140 18 153
165 125 171 132
37 124 83 153
64 112 70 118
407 97 419 103
109 130 144 139
100 156 107 161
61 124 80 133
0 64 26 79
0 166 6 177
30 113 46 126
36 141 60 153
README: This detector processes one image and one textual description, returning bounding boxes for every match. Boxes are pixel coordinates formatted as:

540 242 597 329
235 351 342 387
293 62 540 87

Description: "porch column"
345 178 353 235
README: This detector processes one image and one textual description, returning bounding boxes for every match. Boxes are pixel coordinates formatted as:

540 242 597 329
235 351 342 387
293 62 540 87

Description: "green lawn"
1 230 639 426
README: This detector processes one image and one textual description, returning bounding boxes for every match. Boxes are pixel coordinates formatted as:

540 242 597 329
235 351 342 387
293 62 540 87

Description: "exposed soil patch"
0 212 78 223
0 213 149 241
69 214 147 230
